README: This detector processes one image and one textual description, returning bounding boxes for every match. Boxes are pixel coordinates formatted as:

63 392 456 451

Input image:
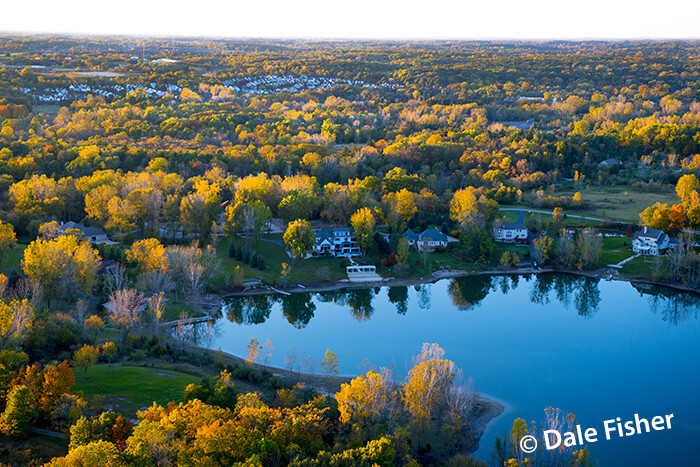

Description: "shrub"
228 241 236 258
257 255 265 270
250 252 258 268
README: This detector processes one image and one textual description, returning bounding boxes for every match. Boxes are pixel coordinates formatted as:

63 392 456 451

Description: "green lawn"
498 210 521 222
493 242 531 261
74 365 199 415
162 300 200 322
215 237 290 285
286 256 350 283
598 236 635 266
621 255 658 278
1 242 28 274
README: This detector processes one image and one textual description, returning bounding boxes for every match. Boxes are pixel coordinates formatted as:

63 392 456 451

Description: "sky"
1 0 699 40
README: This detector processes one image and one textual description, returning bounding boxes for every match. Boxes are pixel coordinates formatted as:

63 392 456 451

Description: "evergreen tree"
242 248 250 264
228 241 236 258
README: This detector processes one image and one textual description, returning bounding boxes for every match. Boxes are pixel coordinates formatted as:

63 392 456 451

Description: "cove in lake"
199 274 699 466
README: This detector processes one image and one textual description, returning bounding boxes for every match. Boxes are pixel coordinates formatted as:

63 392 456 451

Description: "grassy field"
553 186 678 223
74 365 200 415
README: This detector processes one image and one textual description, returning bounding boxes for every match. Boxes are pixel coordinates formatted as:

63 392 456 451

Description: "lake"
205 274 700 466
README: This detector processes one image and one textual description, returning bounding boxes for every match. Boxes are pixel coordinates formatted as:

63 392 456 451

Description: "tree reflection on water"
632 282 700 325
217 273 699 328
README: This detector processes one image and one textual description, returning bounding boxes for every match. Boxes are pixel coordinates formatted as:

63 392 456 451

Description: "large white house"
313 227 360 257
492 221 528 243
404 228 448 252
632 227 670 255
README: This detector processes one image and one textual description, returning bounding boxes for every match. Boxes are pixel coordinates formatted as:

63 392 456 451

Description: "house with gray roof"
632 226 670 255
58 221 116 245
404 228 448 252
493 220 528 244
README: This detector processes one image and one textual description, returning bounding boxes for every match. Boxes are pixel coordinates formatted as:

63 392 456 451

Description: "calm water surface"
206 274 700 466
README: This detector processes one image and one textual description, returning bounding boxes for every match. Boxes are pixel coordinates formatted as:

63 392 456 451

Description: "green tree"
0 385 36 437
223 200 272 246
397 237 410 264
283 219 315 264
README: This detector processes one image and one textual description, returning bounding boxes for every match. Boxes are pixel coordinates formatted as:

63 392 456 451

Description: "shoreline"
219 265 700 298
175 338 506 455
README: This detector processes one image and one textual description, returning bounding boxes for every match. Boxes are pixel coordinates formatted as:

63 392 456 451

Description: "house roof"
633 226 667 243
315 227 355 244
404 228 419 241
494 220 527 230
419 228 447 242
82 226 106 237
58 221 107 239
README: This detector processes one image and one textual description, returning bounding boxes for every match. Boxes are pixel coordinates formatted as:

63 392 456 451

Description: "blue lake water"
208 274 700 466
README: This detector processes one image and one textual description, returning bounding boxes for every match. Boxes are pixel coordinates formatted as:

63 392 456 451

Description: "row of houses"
491 219 681 257
312 226 453 257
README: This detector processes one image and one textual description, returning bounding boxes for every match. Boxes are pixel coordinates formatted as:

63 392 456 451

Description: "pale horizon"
2 0 699 41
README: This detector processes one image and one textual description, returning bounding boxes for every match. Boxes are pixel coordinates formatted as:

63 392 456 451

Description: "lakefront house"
492 220 529 244
632 226 671 255
313 227 360 257
404 228 448 252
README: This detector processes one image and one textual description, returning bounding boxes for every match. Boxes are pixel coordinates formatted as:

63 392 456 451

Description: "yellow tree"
0 220 17 264
73 345 99 376
126 238 168 273
383 188 417 233
0 298 33 348
450 187 498 231
335 369 391 426
676 174 700 207
283 220 315 264
22 235 100 301
403 343 456 445
639 203 671 231
84 185 119 225
350 207 376 256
